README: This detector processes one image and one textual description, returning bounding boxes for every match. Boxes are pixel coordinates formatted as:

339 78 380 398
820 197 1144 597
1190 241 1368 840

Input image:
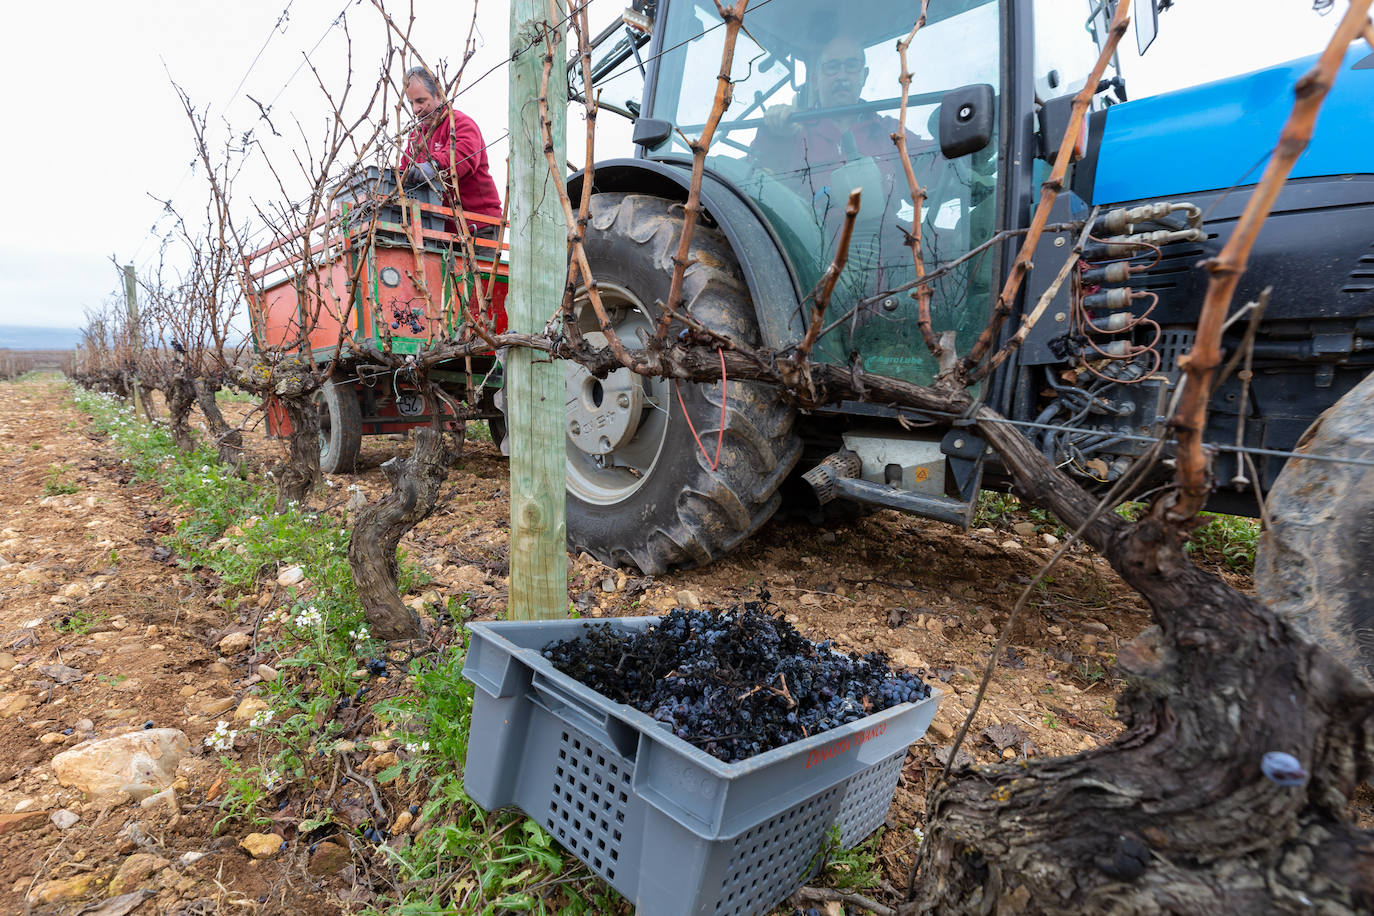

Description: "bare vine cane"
1169 0 1372 522
650 0 752 348
961 0 1130 383
890 1 940 360
788 189 863 401
536 8 634 366
544 0 601 355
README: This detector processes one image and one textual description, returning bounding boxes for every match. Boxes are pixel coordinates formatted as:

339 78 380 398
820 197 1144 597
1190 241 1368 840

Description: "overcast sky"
0 0 1348 333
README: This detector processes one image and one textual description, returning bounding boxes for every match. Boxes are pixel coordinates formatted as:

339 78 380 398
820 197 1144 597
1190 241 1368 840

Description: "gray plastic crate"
332 166 446 232
462 616 940 916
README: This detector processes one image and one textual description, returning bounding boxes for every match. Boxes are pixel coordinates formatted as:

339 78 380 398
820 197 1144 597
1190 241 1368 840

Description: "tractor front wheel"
563 192 802 574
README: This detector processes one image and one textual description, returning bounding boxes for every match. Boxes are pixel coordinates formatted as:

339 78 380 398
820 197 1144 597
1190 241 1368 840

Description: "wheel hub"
564 332 645 456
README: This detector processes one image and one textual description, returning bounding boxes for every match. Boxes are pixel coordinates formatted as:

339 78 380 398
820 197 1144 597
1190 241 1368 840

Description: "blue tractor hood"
1090 45 1374 205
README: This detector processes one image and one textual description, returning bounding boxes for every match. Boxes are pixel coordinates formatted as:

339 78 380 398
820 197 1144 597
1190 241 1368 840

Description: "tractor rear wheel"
316 375 362 474
564 192 802 574
1255 370 1374 685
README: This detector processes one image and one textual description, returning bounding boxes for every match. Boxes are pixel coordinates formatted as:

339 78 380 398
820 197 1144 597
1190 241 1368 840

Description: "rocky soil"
0 374 1254 914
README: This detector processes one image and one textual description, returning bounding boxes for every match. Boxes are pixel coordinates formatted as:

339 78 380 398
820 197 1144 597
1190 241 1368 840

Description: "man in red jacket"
400 67 503 239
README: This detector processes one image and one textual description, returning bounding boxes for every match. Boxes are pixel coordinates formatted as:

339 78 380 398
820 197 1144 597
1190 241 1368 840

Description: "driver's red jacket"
401 106 503 228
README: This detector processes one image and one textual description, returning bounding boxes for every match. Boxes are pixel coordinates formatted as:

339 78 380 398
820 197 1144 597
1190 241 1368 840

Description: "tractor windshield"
646 0 1002 388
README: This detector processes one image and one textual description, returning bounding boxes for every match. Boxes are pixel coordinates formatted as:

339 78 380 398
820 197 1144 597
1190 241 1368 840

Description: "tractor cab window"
646 0 1002 388
1033 0 1121 101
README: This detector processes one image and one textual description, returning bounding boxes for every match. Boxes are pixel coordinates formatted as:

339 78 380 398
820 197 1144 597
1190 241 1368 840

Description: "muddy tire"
565 192 802 574
1255 370 1374 685
317 376 362 474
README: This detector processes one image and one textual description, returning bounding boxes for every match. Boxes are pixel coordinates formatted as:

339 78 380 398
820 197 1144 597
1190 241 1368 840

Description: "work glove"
403 161 438 188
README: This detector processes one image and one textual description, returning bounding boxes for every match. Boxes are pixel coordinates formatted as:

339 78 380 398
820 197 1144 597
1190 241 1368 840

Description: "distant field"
0 325 82 350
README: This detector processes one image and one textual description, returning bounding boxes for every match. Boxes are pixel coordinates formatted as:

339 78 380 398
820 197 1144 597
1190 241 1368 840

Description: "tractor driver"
400 66 503 240
751 34 924 208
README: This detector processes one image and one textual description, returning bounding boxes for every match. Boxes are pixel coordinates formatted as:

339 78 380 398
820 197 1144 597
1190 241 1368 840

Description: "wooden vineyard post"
506 0 568 620
123 264 146 424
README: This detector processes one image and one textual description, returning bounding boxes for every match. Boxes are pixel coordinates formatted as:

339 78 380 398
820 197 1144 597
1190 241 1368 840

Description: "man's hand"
762 103 800 137
404 161 438 188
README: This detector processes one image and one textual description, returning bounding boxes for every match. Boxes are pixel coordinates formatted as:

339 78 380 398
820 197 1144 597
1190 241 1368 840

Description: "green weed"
972 491 1066 538
54 609 106 635
1186 512 1259 571
43 464 80 496
466 419 495 443
213 757 275 834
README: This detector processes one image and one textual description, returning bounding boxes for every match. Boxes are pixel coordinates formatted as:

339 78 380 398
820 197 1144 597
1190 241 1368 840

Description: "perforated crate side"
705 782 843 916
542 725 636 887
833 751 905 847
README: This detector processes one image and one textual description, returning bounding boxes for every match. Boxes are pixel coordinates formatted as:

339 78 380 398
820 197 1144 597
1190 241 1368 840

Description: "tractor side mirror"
632 118 672 148
1135 0 1159 55
938 84 995 160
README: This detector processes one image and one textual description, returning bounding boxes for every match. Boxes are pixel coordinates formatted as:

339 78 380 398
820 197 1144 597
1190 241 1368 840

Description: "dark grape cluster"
542 605 931 763
390 303 425 334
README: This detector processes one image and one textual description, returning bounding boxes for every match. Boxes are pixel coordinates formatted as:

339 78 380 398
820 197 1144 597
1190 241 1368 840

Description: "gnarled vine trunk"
347 426 460 640
902 409 1374 915
194 378 244 469
163 371 198 452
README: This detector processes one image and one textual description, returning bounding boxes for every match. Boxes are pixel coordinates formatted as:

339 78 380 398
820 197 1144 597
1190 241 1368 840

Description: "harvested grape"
542 605 930 763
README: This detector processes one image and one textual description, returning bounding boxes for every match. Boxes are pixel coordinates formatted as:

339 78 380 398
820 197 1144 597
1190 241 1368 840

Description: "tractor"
561 0 1373 669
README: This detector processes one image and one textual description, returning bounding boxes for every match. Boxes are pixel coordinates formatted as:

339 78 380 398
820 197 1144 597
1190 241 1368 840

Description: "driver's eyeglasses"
819 57 865 77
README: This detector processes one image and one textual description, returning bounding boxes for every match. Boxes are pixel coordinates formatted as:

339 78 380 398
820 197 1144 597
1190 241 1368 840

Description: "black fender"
568 159 805 351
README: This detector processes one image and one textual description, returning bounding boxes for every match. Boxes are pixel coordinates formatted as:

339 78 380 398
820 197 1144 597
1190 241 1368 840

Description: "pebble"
600 578 617 593
276 566 305 587
198 697 235 717
49 809 80 830
0 652 15 671
1012 521 1036 537
240 832 282 859
179 685 197 697
218 632 251 654
1041 533 1061 548
390 810 413 835
234 696 269 722
981 623 998 636
179 851 206 867
256 664 278 682
676 590 699 608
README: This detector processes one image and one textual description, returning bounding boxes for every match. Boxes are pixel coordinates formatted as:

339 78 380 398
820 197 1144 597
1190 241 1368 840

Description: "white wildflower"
204 721 237 751
348 625 371 650
294 605 324 629
250 709 275 729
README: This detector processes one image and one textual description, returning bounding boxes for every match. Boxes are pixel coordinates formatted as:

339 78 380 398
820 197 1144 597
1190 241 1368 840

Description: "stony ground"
0 374 1265 914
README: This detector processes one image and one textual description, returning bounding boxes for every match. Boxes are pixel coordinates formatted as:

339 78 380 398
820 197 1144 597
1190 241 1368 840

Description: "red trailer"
244 170 510 472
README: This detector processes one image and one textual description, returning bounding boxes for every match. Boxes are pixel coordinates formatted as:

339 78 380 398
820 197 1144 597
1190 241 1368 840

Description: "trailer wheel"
1255 370 1374 685
317 376 362 474
565 192 802 574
